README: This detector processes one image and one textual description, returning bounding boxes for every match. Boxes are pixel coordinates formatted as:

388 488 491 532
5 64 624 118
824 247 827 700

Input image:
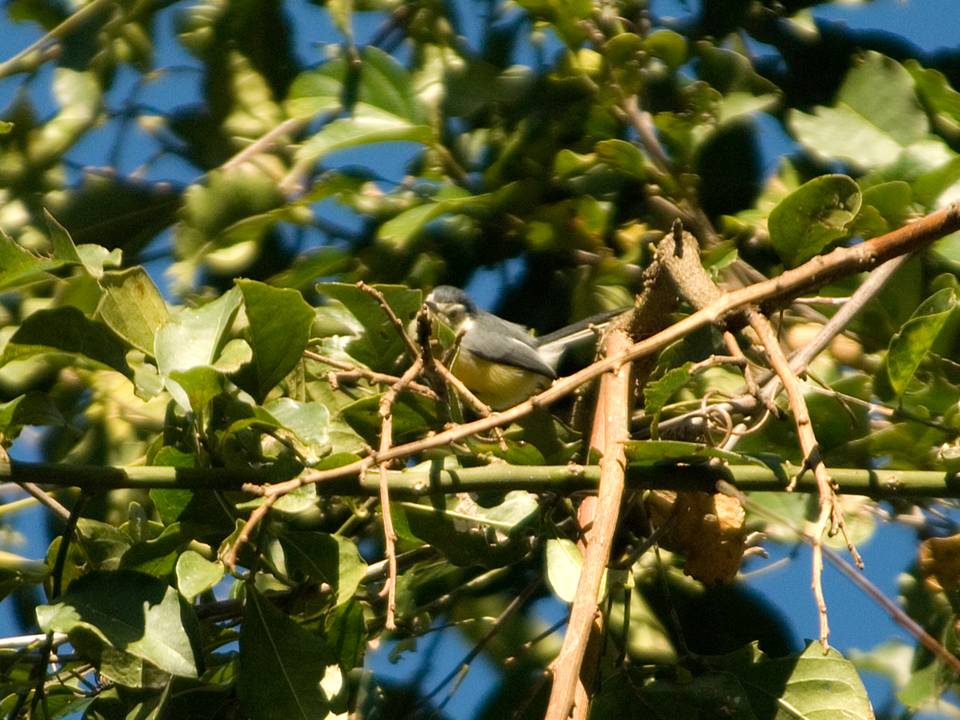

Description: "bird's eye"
447 304 466 324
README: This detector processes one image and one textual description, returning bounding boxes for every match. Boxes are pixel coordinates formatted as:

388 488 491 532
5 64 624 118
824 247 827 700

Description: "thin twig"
31 493 89 717
356 281 421 361
223 496 276 572
760 254 909 407
304 349 437 399
12 482 70 521
421 579 540 711
747 308 857 649
793 296 852 305
717 480 960 676
222 117 306 172
376 357 424 630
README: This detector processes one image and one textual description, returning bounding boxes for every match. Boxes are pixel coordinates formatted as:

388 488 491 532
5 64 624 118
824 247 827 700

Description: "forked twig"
303 349 438 399
746 308 861 648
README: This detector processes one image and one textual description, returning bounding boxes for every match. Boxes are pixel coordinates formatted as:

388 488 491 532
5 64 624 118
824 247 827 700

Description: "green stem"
3 459 959 499
0 496 39 518
0 0 114 79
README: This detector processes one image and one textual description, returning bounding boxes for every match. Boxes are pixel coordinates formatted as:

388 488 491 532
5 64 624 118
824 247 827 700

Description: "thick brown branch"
546 329 632 720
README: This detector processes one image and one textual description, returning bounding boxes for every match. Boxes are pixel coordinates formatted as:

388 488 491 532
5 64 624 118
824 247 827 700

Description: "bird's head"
424 285 477 331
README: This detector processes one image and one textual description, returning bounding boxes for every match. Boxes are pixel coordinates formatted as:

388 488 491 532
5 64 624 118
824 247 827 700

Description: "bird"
423 285 627 410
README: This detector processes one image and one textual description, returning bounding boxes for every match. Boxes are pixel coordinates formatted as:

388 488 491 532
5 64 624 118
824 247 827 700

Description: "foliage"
1 1 960 719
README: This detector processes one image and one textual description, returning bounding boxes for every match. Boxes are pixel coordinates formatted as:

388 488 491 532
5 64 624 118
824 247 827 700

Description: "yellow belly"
451 351 551 410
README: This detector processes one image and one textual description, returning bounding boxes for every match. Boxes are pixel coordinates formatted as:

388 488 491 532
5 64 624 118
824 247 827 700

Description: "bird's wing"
461 314 557 378
534 306 629 366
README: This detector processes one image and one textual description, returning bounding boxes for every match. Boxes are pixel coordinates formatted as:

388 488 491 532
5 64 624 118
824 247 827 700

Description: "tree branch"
546 329 632 720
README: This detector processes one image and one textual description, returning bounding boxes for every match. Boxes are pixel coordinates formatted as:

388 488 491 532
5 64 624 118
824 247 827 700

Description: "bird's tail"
534 306 630 367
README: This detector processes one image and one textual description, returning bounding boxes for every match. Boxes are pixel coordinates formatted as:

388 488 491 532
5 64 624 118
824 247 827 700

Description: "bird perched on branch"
424 285 626 409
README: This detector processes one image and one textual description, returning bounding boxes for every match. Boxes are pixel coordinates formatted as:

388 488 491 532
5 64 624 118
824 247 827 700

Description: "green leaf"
266 247 352 290
318 283 422 371
768 174 862 267
76 518 133 571
36 570 201 678
377 202 450 248
264 397 331 462
914 156 960 208
696 43 780 97
1 307 132 376
285 59 346 118
544 538 581 604
789 52 934 170
96 268 169 355
0 229 57 290
860 180 913 228
169 366 224 415
395 491 539 567
594 139 647 180
376 188 498 248
239 587 331 720
278 531 366 605
716 91 779 125
0 392 64 443
155 288 241 409
175 551 224 601
623 440 757 466
119 523 184 577
643 362 694 433
341 392 440 445
645 29 687 70
716 641 873 719
175 167 285 279
359 47 424 123
327 0 353 45
43 209 121 278
234 280 315 403
294 107 432 166
906 59 960 142
879 287 957 398
325 600 366 670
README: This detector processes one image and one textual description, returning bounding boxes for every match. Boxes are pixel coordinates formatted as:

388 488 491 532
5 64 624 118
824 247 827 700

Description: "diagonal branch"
239 202 960 499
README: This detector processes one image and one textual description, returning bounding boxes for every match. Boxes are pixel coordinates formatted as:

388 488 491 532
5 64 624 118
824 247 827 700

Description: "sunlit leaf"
294 107 432 166
768 174 861 267
878 287 957 398
545 538 581 604
906 59 960 142
1 307 132 376
0 229 57 290
155 288 242 409
96 267 169 355
789 52 934 170
176 551 224 601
